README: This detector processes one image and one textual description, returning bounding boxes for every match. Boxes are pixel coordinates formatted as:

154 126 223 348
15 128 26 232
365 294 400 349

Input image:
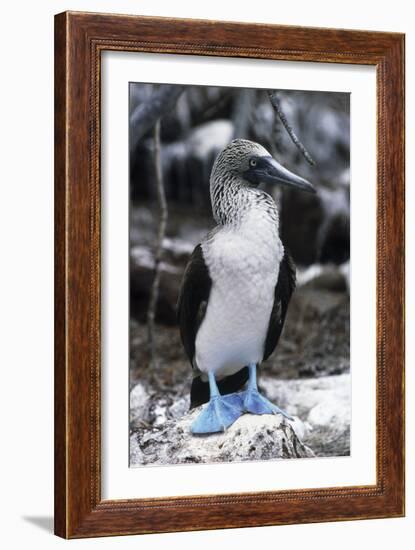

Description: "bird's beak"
258 156 316 194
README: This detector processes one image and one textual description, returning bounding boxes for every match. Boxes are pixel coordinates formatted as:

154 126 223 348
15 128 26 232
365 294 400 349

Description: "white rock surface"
129 374 350 465
129 383 151 428
261 374 350 456
130 410 313 466
261 374 350 429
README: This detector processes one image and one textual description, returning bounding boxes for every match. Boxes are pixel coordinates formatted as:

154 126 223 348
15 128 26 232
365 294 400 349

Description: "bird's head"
212 139 316 194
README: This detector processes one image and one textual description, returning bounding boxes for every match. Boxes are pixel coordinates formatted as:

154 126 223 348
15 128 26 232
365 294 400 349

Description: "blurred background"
129 83 351 464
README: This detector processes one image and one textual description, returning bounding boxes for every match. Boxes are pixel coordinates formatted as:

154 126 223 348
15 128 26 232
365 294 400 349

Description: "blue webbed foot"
241 388 294 421
191 393 243 434
242 363 294 420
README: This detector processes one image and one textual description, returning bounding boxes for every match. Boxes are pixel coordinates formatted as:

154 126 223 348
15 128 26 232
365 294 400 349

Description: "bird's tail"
190 367 249 409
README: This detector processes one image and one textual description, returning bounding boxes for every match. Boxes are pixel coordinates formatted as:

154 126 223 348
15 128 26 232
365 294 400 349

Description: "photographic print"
129 83 350 467
54 13 405 537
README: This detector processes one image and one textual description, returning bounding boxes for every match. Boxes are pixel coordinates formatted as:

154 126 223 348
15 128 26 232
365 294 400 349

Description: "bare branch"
130 84 185 151
147 120 168 365
267 90 316 166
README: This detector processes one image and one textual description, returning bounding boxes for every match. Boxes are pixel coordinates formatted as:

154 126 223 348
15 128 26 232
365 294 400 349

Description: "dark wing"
177 244 212 366
263 249 296 361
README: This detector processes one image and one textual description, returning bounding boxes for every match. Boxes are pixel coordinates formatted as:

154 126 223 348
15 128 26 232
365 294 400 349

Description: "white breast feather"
195 208 284 378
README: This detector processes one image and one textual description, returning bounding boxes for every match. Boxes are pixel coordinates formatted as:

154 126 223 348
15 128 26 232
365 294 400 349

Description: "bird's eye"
250 158 257 167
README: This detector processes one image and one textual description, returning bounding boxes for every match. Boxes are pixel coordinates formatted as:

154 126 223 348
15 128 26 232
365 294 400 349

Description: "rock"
130 411 314 466
161 237 194 263
132 119 234 205
261 374 350 426
264 286 349 380
129 374 350 465
129 252 182 325
339 260 350 293
297 263 349 293
320 186 350 254
280 185 349 266
129 383 151 428
169 396 190 420
280 189 324 265
261 374 350 456
130 378 192 428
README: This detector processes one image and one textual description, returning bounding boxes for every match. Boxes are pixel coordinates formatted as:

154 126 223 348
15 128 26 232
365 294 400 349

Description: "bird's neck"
210 174 280 232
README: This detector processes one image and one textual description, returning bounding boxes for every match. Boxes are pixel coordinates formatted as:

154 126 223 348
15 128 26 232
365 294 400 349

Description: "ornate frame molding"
54 11 405 538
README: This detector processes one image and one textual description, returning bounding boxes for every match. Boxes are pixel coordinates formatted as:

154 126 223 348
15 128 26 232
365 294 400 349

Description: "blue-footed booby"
177 139 316 434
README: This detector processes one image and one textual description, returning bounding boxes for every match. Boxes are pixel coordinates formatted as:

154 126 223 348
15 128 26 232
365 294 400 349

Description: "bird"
177 139 316 434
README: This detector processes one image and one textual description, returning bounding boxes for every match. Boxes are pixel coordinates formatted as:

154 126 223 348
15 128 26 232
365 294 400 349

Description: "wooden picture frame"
54 11 405 538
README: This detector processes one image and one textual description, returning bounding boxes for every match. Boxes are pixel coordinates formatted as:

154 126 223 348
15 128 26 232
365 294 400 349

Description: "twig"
267 90 315 166
147 120 168 365
130 84 185 152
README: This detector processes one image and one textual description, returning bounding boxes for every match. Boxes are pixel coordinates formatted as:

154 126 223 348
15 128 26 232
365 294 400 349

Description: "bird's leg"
191 371 244 434
242 363 294 420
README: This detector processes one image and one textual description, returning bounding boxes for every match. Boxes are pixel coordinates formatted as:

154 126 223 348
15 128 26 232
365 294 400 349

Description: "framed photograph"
54 11 405 538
